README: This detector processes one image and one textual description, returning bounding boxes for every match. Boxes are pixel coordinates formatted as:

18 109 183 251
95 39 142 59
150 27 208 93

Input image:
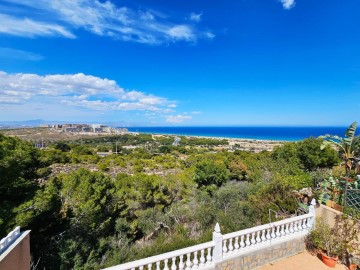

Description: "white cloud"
165 114 192 123
280 0 296 10
189 12 202 23
1 0 213 44
0 13 75 38
167 25 195 41
0 71 174 113
0 47 43 61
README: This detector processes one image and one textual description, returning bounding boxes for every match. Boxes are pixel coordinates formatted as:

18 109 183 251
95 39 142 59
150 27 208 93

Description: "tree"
320 122 358 175
297 138 339 171
0 134 42 235
54 142 71 152
193 159 229 188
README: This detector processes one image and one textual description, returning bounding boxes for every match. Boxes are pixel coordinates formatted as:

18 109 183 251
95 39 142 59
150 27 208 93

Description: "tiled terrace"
258 251 347 270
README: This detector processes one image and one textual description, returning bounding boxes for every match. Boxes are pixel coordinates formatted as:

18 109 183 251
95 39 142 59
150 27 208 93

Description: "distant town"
41 123 129 134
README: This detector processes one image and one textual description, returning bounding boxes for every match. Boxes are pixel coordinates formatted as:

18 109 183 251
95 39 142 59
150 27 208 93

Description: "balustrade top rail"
104 241 214 270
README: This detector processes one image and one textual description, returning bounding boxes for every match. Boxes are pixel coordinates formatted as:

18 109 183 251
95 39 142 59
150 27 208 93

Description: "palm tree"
320 122 358 176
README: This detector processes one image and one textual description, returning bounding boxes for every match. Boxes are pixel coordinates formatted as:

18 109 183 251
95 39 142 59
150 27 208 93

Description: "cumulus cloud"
279 0 295 10
0 71 173 112
165 114 192 123
1 0 214 44
189 12 202 22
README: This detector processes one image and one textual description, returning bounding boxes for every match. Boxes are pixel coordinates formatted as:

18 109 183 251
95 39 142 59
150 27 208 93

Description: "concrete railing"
103 199 316 270
104 241 215 270
0 227 21 255
221 213 313 257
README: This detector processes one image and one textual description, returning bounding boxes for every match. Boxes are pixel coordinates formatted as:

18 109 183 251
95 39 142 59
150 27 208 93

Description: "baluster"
307 217 312 228
276 226 281 237
164 259 170 270
293 221 299 232
245 234 251 247
206 248 212 264
261 230 267 242
289 222 294 234
131 268 135 270
139 266 144 270
185 253 192 270
256 231 261 243
251 232 256 245
280 224 286 236
171 257 177 270
148 263 152 270
234 236 239 251
271 226 276 238
302 219 307 230
285 223 290 235
0 239 5 251
206 247 212 264
240 235 245 249
192 251 199 269
266 228 271 240
223 239 228 254
156 261 160 270
298 220 302 231
179 255 185 270
199 249 205 267
228 238 234 253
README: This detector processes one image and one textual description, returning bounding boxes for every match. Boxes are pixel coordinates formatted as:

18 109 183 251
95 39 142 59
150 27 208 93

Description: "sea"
126 126 351 142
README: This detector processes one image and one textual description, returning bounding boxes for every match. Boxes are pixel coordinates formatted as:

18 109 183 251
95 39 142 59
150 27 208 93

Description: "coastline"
149 133 284 152
133 130 289 142
127 126 345 142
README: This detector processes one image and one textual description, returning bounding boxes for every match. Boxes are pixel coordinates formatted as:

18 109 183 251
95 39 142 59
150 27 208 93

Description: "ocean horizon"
126 126 352 142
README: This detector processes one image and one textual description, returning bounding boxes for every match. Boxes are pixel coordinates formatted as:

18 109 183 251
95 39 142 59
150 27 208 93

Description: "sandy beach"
152 133 284 152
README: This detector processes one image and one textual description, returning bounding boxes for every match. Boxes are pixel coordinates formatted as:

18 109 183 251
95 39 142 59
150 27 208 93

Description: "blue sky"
0 0 359 126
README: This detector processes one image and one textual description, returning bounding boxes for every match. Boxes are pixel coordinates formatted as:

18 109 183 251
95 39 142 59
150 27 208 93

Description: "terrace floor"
258 251 348 270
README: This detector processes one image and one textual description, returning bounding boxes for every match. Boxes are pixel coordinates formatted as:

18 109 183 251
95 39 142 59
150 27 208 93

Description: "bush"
193 159 229 188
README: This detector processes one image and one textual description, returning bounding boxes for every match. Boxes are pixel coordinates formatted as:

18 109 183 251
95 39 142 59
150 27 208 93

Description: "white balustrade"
103 199 316 270
103 241 214 270
221 213 314 257
0 226 21 254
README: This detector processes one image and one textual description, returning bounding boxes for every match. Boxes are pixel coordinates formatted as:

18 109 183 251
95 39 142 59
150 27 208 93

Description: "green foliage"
0 134 43 235
307 216 360 259
40 148 70 165
193 159 230 189
1 131 347 269
273 138 339 171
72 145 94 155
320 122 358 175
227 159 248 180
251 179 298 223
54 142 71 152
297 138 339 170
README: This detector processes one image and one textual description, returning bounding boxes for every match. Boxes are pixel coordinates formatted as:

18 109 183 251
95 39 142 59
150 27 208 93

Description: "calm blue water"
126 126 351 141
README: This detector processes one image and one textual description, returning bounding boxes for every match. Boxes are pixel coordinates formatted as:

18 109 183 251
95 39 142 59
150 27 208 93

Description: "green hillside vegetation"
0 133 344 269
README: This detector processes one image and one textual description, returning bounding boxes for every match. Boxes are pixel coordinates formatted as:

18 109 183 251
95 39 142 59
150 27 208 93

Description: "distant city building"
51 123 128 134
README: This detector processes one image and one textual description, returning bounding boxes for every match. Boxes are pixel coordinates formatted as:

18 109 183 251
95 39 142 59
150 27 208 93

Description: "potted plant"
349 254 360 270
307 215 360 268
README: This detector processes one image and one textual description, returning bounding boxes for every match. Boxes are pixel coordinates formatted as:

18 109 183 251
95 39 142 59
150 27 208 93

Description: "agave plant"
320 122 358 176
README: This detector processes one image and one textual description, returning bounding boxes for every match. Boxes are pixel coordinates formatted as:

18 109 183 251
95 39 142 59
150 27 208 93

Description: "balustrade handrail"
222 213 313 240
104 241 215 270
